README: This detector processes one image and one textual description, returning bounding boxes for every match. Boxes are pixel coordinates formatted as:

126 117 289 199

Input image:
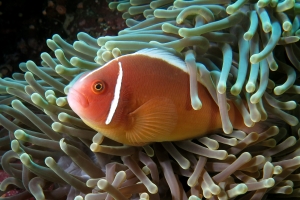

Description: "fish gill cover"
0 0 300 199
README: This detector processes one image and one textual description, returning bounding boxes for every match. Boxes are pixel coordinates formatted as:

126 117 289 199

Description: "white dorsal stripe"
105 62 123 125
80 48 187 83
133 48 188 73
79 59 112 82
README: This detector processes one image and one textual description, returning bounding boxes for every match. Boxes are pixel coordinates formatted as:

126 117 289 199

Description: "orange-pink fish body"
67 49 244 146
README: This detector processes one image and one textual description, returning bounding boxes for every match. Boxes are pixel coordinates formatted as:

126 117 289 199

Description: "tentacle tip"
148 183 158 194
20 153 30 164
257 1 267 8
218 150 228 160
90 143 99 152
59 138 67 150
250 114 261 123
51 122 62 132
236 183 248 194
269 62 278 71
283 22 292 32
246 82 255 93
274 86 284 95
58 112 67 121
176 18 184 24
97 179 108 190
223 125 233 134
264 178 275 188
93 133 104 145
11 99 20 104
54 49 63 55
290 117 299 126
289 101 297 110
178 28 189 37
45 157 55 167
24 71 34 79
0 185 7 192
263 23 272 33
217 84 226 94
181 160 191 170
211 185 221 195
192 99 202 110
55 65 64 74
31 93 42 104
226 6 235 14
64 85 71 95
11 139 20 152
40 52 48 58
230 86 241 96
187 178 197 188
14 129 25 139
74 195 84 200
250 95 260 104
250 54 259 64
243 32 253 40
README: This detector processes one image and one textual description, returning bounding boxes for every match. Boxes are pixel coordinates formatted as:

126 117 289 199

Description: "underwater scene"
0 0 300 199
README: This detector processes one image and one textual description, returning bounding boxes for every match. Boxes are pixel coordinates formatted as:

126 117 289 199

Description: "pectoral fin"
126 97 177 145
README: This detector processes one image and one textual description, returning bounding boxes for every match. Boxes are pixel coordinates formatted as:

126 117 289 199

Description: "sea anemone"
1 0 300 199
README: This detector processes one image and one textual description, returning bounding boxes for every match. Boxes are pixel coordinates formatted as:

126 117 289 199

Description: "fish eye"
92 81 105 94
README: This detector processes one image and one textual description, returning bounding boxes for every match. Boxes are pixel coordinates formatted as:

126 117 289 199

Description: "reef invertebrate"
0 0 300 199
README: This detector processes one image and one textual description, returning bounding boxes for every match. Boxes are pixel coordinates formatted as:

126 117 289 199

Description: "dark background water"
0 0 125 78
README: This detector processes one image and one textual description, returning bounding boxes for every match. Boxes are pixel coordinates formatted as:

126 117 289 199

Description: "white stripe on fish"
105 61 123 125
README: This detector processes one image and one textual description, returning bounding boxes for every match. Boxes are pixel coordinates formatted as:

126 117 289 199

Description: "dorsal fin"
134 48 188 73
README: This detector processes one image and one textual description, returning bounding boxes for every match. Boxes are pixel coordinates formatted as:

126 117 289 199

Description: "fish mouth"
67 88 89 109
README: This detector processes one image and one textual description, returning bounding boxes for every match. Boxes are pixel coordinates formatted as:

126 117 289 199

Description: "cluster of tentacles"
0 0 300 199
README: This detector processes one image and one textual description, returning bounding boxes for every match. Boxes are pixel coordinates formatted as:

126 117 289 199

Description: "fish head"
67 61 119 128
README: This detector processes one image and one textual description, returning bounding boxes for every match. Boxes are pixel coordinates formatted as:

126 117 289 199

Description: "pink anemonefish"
67 49 249 146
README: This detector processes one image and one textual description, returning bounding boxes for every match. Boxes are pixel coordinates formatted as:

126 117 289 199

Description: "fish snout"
67 88 89 109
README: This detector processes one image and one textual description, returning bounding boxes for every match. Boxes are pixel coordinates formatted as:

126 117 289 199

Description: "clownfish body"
67 49 245 146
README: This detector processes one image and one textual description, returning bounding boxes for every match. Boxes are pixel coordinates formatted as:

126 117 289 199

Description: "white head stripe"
105 62 123 125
